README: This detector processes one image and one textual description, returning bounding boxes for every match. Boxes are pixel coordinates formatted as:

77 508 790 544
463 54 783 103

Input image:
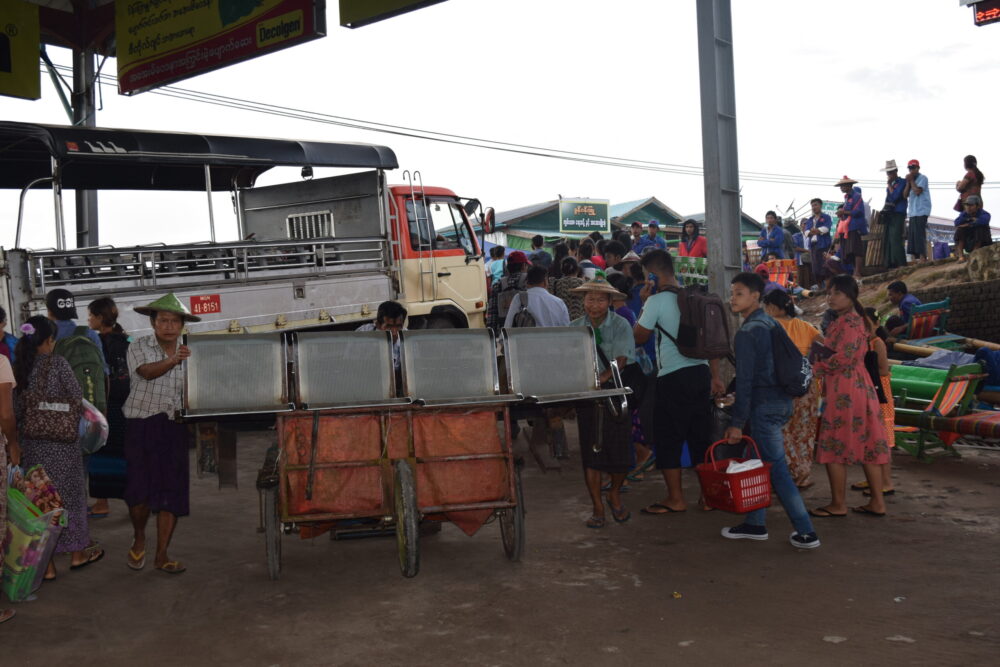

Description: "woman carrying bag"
13 316 104 580
0 350 19 623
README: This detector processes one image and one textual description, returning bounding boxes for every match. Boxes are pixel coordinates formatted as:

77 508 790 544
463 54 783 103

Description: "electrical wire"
48 64 999 192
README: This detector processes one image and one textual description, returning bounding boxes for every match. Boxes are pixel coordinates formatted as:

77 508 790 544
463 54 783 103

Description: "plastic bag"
78 398 109 455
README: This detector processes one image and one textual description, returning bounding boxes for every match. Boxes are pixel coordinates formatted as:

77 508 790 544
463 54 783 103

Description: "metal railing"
26 237 389 296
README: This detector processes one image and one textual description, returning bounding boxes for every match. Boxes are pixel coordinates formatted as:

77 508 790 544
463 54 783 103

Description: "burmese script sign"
558 199 610 235
116 0 326 95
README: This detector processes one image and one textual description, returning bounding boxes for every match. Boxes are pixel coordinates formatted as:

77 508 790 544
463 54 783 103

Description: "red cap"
507 250 529 265
907 159 920 167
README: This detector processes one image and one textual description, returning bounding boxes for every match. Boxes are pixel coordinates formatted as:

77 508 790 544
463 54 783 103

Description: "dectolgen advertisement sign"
116 0 326 95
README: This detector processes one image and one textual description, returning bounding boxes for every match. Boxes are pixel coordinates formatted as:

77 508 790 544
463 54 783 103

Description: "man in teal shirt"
634 250 723 515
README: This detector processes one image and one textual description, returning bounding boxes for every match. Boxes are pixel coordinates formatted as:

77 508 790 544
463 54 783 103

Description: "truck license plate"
190 294 222 315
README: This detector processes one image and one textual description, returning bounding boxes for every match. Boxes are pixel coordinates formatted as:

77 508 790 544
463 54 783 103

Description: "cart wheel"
262 486 282 580
394 460 420 578
499 466 525 562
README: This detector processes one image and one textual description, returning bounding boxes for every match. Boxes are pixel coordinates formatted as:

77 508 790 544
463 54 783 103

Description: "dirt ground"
8 425 1000 667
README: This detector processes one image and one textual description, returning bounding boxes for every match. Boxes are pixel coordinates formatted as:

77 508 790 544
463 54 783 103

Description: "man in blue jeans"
721 272 819 549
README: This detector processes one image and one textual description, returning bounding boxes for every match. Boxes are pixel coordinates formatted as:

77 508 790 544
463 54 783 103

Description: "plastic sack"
78 398 109 455
3 484 66 602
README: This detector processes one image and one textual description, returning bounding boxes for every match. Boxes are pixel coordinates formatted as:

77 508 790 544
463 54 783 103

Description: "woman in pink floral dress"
809 275 890 518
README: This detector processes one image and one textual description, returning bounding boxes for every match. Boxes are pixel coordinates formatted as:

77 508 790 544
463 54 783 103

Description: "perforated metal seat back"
186 334 286 413
402 330 497 400
296 332 394 406
504 327 597 396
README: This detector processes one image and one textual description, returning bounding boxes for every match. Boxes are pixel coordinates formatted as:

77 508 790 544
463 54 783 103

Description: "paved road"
10 427 1000 666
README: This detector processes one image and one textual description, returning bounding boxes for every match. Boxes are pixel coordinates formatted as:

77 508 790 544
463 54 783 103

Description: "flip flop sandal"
851 506 886 517
862 488 895 497
87 509 109 519
607 498 631 524
0 609 15 625
156 561 187 574
600 482 630 493
809 507 847 518
850 480 870 491
640 503 685 515
70 547 105 570
585 516 606 529
127 544 146 571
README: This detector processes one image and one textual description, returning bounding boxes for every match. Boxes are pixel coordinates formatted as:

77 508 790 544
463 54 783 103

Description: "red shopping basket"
695 436 772 513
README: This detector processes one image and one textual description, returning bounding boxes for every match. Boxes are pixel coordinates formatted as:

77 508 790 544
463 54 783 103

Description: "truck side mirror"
482 207 495 235
463 198 481 216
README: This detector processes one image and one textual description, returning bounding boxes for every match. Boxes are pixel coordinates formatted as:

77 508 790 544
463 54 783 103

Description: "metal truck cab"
389 182 486 329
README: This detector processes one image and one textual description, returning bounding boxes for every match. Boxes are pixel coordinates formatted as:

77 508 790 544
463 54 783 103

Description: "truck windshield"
406 199 475 254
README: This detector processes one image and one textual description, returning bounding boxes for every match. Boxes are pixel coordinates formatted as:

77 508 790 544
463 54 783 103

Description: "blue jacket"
1 332 16 363
844 186 867 234
758 225 785 259
633 234 666 254
803 213 832 250
729 308 788 430
954 209 992 228
885 177 907 214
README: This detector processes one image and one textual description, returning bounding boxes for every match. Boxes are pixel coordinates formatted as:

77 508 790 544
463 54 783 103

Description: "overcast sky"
1 0 997 249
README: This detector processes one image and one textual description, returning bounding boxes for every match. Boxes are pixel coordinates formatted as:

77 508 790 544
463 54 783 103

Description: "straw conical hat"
835 175 858 187
621 250 642 263
571 271 628 297
134 293 201 322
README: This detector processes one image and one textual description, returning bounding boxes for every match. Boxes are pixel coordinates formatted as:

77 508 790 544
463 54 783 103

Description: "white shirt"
504 286 571 328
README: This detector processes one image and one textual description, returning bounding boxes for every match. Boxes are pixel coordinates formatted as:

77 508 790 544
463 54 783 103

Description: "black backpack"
656 284 732 360
511 293 537 328
770 323 813 397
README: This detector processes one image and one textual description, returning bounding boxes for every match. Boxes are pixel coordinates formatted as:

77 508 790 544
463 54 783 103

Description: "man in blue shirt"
837 175 866 277
884 280 921 337
903 159 931 262
953 195 993 261
721 271 819 549
803 198 832 288
632 221 667 255
881 160 908 269
758 211 785 259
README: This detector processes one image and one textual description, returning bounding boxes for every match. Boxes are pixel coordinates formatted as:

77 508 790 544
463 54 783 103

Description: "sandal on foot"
70 546 105 570
862 488 895 497
607 498 631 524
640 503 685 515
156 561 187 574
850 480 870 491
585 515 606 529
809 507 847 518
0 609 15 625
127 544 146 571
851 506 886 517
87 508 109 519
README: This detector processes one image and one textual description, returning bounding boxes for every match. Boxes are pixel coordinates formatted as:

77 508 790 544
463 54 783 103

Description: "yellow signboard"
0 0 41 101
340 0 448 28
116 0 324 95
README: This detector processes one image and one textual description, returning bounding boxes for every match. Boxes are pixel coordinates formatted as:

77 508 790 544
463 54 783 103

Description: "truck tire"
424 315 457 329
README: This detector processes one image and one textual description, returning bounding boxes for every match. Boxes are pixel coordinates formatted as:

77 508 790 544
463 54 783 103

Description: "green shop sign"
558 199 610 234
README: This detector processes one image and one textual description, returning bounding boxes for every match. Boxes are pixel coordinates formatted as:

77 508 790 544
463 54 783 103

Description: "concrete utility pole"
696 0 742 298
72 48 99 248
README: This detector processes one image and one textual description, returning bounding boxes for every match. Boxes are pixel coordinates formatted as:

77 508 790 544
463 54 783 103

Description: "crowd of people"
482 217 906 551
756 155 991 289
0 289 199 623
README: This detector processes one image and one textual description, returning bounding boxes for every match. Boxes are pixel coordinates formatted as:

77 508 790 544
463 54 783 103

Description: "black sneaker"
789 531 821 550
721 523 768 541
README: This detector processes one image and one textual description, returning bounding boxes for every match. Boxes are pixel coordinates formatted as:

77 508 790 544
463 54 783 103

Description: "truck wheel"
394 459 420 578
423 315 456 329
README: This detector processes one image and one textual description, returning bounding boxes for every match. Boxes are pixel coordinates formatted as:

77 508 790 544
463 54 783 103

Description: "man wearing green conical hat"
121 293 200 575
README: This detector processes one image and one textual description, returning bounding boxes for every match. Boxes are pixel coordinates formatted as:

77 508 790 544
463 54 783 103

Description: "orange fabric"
278 411 510 536
880 375 895 448
777 317 822 356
